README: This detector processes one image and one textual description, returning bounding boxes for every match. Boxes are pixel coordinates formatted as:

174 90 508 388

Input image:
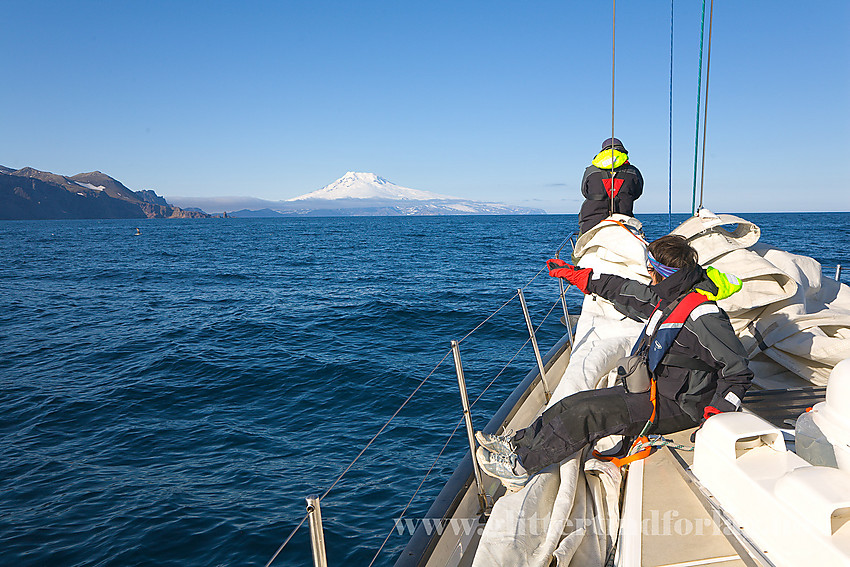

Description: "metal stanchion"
553 240 576 350
517 288 552 402
450 340 490 515
558 280 574 350
306 496 328 567
836 265 842 282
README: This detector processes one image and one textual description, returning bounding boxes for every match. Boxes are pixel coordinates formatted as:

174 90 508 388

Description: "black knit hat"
601 137 627 153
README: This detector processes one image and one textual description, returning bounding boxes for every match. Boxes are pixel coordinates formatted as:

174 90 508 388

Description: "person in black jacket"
475 235 752 489
578 138 644 234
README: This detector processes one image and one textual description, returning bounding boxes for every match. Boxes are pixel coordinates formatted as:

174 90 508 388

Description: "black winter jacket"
586 265 753 421
578 162 643 234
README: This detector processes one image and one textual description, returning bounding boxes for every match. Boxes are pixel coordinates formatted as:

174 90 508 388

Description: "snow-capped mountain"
167 172 546 216
287 172 452 201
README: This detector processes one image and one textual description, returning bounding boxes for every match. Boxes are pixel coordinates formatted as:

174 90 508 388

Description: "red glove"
703 406 721 421
547 259 592 293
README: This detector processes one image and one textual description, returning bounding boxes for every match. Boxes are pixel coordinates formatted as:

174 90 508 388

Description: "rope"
631 434 695 454
322 264 549 501
609 0 617 217
267 265 561 565
667 0 674 232
457 264 547 346
698 0 715 211
691 0 707 215
264 514 310 567
266 350 458 566
472 337 532 407
457 292 519 345
367 418 465 567
367 295 562 565
319 349 452 502
267 265 556 563
265 347 451 566
597 218 648 246
473 295 560 409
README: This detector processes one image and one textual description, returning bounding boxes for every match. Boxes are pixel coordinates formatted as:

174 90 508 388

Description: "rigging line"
370 331 537 563
698 0 714 211
457 264 547 346
668 0 674 232
457 291 519 346
367 418 465 567
369 296 563 565
264 513 310 567
534 296 562 333
269 283 559 565
610 0 616 217
471 336 532 407
471 296 560 409
522 265 549 291
319 349 452 502
369 311 548 565
691 0 707 215
470 295 560 409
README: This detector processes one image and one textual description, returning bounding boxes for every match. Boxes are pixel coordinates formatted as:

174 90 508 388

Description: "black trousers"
513 386 699 475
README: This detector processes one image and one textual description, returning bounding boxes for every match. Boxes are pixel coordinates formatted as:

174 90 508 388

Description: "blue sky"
2 1 848 213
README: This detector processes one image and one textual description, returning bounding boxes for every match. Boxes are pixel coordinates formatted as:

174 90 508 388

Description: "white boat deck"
637 429 747 567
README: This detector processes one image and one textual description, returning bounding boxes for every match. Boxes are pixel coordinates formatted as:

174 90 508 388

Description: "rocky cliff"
0 166 209 220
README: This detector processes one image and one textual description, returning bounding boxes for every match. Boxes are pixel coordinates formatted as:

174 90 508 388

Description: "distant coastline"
170 171 547 217
0 165 211 220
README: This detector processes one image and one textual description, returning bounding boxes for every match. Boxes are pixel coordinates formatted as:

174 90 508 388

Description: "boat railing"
264 238 845 566
264 257 575 567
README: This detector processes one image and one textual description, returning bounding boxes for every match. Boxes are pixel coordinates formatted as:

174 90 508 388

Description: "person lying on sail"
475 235 751 489
578 137 644 234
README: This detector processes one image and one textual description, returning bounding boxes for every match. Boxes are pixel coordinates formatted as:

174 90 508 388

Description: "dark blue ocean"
2 213 848 566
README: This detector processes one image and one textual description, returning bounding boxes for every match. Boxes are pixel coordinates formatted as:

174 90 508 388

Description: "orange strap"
593 378 658 467
597 218 649 246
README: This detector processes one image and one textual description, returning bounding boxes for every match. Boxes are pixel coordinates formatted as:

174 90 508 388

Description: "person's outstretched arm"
547 260 658 321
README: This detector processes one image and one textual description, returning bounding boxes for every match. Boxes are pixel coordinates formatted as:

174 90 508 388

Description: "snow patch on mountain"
287 172 452 201
74 181 105 191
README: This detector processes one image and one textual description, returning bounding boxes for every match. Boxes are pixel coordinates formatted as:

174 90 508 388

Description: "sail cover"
673 210 850 387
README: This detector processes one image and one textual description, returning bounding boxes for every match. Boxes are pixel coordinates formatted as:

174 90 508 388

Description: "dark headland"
0 165 210 220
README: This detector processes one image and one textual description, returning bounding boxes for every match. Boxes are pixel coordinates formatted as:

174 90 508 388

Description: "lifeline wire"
264 514 310 567
368 296 562 565
368 333 533 565
320 349 452 501
267 266 552 563
265 348 453 566
457 292 519 346
457 264 547 346
366 418 465 567
325 264 546 499
474 295 561 407
691 0 707 215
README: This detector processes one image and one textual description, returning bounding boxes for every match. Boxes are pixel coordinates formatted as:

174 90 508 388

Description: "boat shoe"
475 430 515 456
476 446 529 490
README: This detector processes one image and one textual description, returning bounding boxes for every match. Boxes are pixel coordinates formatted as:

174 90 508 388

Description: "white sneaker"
475 430 515 456
476 446 529 489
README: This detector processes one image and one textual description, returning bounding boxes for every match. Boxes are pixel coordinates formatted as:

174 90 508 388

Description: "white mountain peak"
287 172 452 201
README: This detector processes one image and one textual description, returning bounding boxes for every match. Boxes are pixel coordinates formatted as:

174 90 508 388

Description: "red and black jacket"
578 162 643 234
586 265 753 421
